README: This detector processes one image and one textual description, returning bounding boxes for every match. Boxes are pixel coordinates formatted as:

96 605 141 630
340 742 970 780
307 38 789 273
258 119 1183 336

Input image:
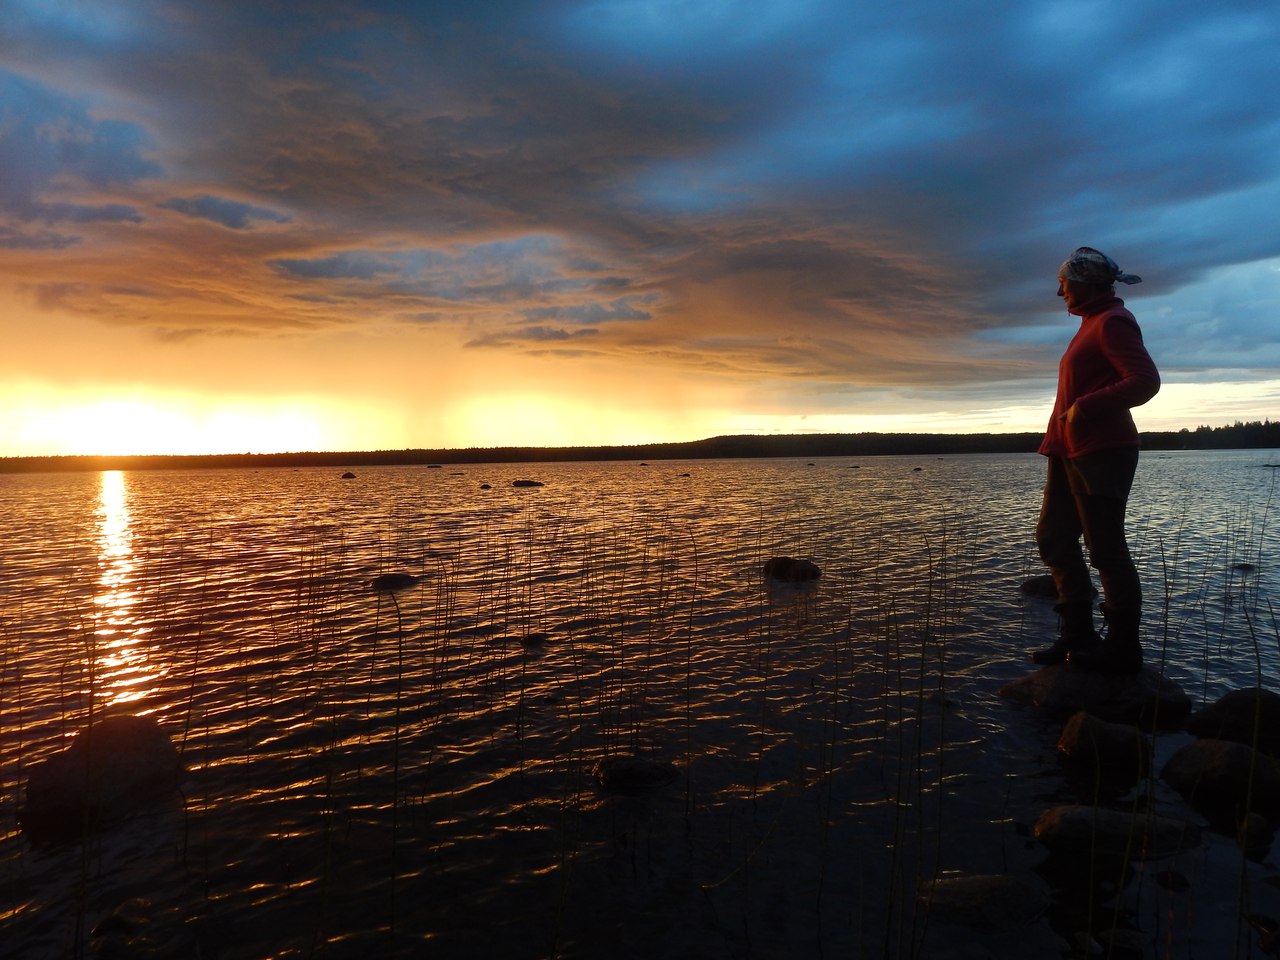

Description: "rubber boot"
1030 602 1100 666
1068 606 1142 675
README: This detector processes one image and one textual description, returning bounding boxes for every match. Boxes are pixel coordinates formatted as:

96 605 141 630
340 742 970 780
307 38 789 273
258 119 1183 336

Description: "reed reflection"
94 470 159 707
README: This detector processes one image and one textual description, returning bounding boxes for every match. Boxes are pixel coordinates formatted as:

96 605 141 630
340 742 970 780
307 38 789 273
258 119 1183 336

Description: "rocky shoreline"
924 666 1280 956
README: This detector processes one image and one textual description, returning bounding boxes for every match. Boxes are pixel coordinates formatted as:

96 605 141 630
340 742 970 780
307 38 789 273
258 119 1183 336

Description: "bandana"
1058 247 1142 285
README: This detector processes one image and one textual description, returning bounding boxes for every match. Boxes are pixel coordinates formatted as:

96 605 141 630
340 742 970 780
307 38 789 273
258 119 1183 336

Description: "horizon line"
2 421 1277 472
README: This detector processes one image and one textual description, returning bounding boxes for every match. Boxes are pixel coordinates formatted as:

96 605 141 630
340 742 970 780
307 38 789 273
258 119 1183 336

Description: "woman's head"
1057 247 1141 287
1056 247 1140 313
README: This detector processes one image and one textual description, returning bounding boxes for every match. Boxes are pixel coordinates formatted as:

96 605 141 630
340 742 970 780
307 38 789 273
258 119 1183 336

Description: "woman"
1031 247 1160 674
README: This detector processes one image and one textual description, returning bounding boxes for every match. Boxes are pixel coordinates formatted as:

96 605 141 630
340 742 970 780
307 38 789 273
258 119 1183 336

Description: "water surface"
2 451 1278 958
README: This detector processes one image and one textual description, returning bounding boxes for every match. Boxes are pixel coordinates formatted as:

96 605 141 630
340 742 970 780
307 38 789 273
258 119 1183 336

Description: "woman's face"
1057 276 1109 313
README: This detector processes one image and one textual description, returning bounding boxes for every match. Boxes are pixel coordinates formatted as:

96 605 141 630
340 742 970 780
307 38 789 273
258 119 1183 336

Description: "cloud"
0 225 79 249
0 70 159 226
272 251 396 282
271 236 630 304
3 0 1280 448
522 296 654 325
159 195 292 229
465 324 601 351
34 201 143 224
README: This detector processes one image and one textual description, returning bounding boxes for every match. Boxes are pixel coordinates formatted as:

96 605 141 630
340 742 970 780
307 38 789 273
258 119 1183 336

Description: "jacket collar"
1070 294 1123 318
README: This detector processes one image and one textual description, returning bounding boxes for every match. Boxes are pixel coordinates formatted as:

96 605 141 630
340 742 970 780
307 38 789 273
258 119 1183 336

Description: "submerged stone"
921 874 1050 929
371 573 419 592
91 897 200 959
762 556 821 582
592 756 679 794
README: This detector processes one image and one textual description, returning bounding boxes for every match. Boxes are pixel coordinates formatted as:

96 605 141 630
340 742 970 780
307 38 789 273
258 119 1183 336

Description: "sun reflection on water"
94 470 161 707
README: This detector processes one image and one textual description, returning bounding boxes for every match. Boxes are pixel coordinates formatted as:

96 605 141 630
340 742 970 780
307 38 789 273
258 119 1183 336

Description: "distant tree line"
2 420 1276 474
1142 419 1280 451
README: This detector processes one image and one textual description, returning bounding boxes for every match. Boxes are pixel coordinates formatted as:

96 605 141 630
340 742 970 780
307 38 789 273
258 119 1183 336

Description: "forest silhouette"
2 421 1277 474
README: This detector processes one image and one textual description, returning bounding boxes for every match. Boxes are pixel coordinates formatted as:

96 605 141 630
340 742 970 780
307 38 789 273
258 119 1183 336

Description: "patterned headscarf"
1058 247 1142 286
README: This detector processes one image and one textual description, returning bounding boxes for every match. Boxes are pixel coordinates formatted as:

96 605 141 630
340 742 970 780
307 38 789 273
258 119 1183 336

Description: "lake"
2 450 1278 958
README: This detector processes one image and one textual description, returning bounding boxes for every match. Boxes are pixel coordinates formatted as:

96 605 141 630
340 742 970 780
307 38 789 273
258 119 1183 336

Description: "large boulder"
1161 738 1280 825
999 664 1190 730
21 714 186 842
1185 687 1280 756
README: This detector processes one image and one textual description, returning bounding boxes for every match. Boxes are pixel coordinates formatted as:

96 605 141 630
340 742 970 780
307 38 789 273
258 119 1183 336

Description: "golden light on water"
93 470 162 707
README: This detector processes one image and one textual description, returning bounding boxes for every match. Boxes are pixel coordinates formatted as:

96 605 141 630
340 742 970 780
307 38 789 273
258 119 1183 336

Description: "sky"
2 0 1279 457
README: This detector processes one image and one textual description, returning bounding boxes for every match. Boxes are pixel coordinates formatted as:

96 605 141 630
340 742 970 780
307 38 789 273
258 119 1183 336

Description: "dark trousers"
1035 450 1142 617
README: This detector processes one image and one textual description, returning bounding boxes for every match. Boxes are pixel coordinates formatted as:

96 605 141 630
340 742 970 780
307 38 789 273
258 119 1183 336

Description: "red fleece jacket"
1038 296 1160 459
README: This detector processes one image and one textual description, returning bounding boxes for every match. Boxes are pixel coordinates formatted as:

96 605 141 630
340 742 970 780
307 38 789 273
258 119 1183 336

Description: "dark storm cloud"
2 0 1279 393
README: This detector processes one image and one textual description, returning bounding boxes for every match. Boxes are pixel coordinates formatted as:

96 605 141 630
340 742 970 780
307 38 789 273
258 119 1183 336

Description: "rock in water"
592 756 679 794
512 479 545 488
762 556 821 582
1033 804 1200 859
1019 574 1057 599
998 664 1190 730
1019 575 1096 599
371 572 419 592
921 874 1050 929
1161 738 1280 824
1185 687 1280 756
1057 711 1151 773
22 714 185 841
